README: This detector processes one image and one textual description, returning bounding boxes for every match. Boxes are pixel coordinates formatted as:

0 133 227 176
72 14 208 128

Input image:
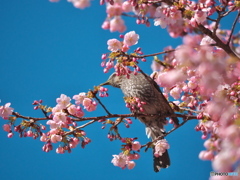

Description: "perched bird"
100 72 179 172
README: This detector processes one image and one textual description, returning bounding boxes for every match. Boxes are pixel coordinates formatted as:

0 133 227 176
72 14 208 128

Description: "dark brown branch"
197 24 239 58
12 111 197 123
12 112 51 121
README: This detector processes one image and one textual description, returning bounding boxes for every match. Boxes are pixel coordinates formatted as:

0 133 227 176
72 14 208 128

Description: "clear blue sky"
1 0 235 179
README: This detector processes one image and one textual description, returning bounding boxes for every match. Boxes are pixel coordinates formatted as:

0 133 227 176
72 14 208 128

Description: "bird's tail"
145 125 170 172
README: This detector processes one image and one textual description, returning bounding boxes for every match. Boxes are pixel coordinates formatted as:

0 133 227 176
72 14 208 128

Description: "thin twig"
92 90 112 115
64 120 96 136
141 118 190 148
12 112 50 121
130 49 175 59
227 11 240 46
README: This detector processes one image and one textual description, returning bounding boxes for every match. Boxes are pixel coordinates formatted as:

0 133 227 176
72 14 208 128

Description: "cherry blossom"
0 103 14 119
111 153 128 168
68 0 90 9
107 39 122 52
154 139 170 157
56 94 71 109
123 31 139 47
73 92 87 105
82 98 97 112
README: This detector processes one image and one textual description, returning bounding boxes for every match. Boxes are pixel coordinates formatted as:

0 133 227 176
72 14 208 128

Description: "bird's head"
99 73 122 88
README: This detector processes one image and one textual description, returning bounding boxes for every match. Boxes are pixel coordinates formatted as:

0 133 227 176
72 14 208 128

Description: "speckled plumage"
101 72 179 172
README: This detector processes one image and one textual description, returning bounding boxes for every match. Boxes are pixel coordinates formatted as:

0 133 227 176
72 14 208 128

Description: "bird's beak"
99 81 109 86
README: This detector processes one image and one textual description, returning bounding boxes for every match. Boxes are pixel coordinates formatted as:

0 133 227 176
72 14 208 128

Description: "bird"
100 71 179 172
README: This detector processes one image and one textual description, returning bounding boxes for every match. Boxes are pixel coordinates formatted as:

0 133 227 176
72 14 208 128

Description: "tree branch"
197 24 239 59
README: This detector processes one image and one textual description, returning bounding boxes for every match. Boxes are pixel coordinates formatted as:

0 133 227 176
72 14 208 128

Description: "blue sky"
1 0 236 179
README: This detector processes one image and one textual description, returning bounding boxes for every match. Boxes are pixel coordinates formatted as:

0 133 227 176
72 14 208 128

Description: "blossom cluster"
151 33 240 173
2 93 97 154
111 139 141 169
124 97 147 112
102 31 147 76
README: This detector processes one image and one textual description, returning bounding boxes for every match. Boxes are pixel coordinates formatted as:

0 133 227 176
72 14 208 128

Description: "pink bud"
132 141 141 151
40 125 46 130
134 153 140 160
3 124 11 132
81 131 86 136
119 34 124 38
121 138 126 143
100 0 105 5
32 100 39 105
127 161 135 169
7 132 13 138
136 19 141 24
56 147 65 154
125 118 132 124
101 54 107 60
26 130 33 137
201 134 207 139
103 68 108 73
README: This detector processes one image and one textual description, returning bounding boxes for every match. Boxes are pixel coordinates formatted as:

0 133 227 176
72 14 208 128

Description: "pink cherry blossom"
199 150 214 160
109 16 126 33
73 92 87 105
0 103 14 119
40 133 48 142
111 153 128 168
127 161 135 169
107 38 122 52
194 10 207 24
154 139 170 157
122 1 132 12
82 98 97 112
68 0 90 9
50 134 62 143
56 94 71 109
3 124 11 132
123 31 139 47
169 86 181 100
53 112 67 123
51 104 62 115
101 20 110 30
106 3 122 18
67 105 84 117
46 120 58 129
156 70 187 87
212 152 233 172
131 141 141 151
